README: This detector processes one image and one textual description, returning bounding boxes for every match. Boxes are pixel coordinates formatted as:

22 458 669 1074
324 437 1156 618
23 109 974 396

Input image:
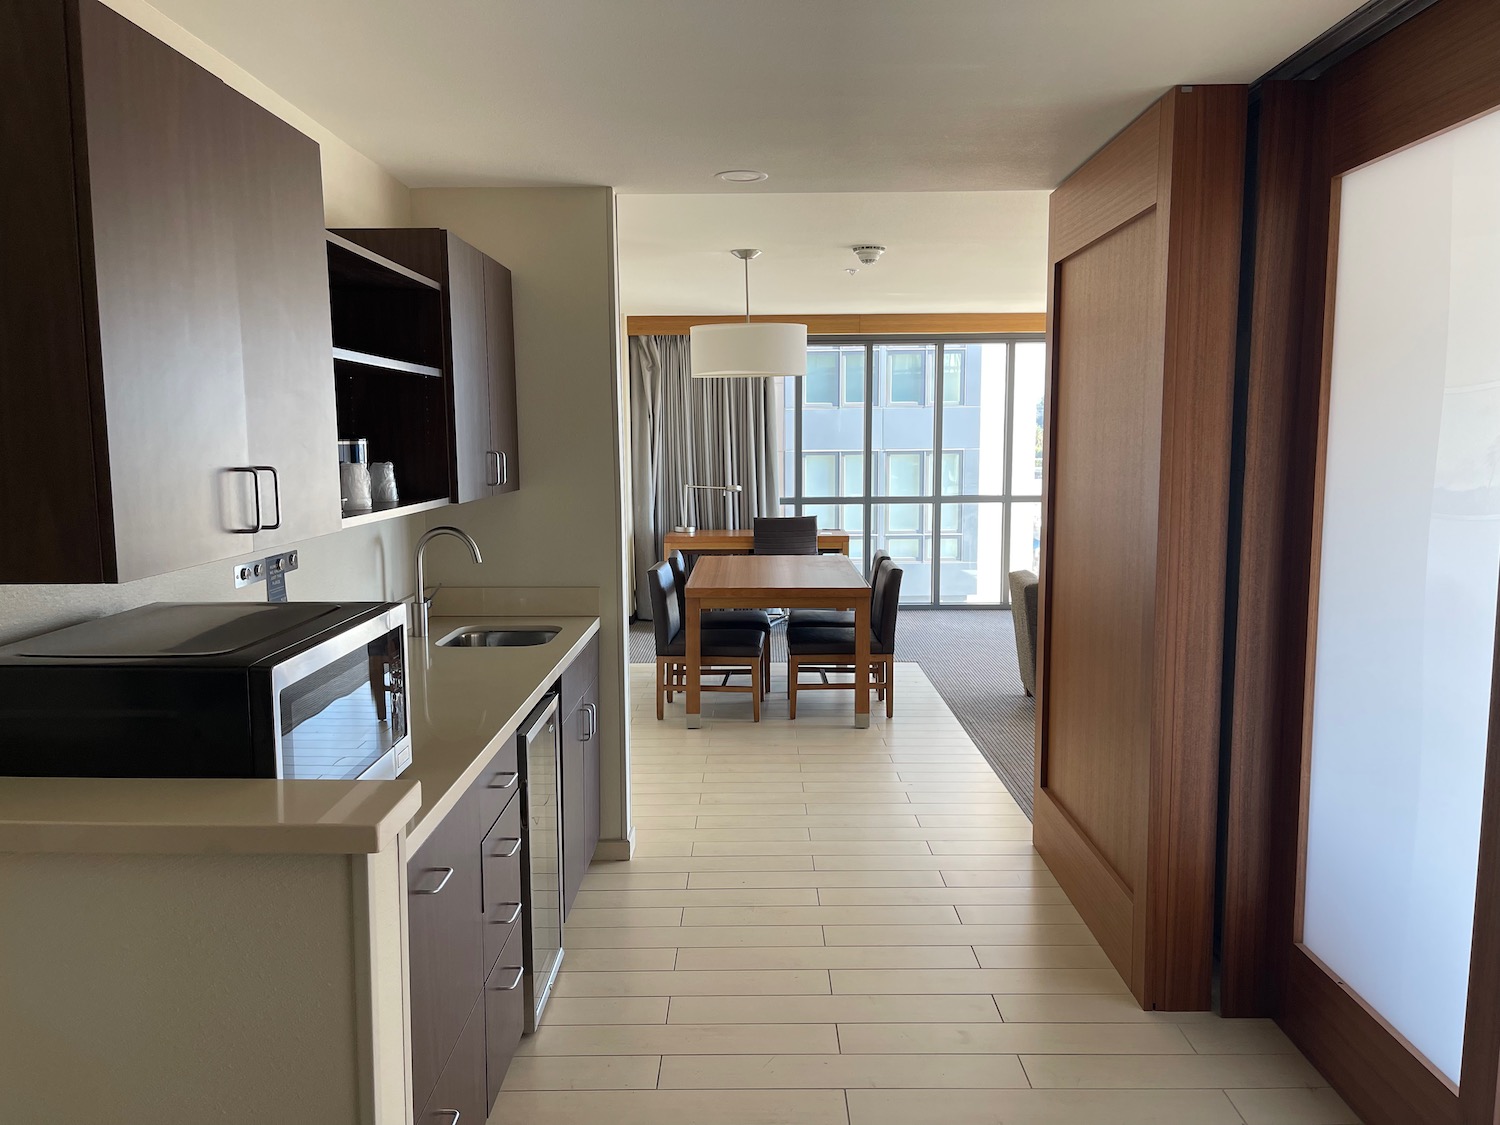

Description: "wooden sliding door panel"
1044 212 1162 886
1224 5 1500 1118
1036 85 1244 1012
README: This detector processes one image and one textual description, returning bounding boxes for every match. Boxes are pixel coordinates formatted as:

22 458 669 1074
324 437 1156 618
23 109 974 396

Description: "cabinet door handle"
490 966 524 992
581 702 596 742
484 451 499 488
229 467 263 534
432 1111 461 1124
492 837 522 859
256 465 282 531
490 901 522 925
411 866 454 895
487 771 518 791
498 451 508 485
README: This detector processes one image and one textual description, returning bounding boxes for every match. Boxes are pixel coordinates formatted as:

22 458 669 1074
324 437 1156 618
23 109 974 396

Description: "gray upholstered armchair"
1008 569 1039 697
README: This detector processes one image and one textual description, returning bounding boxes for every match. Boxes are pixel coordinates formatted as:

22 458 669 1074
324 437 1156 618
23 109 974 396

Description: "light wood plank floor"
491 664 1359 1125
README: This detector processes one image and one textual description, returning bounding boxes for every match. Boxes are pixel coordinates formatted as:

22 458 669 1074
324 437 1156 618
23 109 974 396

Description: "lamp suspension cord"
744 255 751 324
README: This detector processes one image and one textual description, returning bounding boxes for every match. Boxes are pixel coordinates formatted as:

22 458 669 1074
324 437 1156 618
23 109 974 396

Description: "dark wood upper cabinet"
482 257 520 495
0 0 338 583
333 229 520 502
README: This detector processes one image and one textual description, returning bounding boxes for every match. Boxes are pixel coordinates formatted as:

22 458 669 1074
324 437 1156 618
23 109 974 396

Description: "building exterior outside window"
781 336 1045 606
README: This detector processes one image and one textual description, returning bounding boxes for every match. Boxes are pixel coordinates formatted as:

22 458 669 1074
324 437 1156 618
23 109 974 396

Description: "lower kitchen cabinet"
561 645 601 917
417 994 486 1125
407 640 600 1112
485 926 527 1109
409 739 527 1118
407 787 482 1113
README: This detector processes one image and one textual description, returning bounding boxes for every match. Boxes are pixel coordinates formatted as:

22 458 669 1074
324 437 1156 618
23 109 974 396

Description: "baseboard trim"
593 828 636 862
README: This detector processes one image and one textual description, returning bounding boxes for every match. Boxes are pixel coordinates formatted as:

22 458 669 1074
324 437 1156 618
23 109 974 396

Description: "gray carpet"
629 609 1037 818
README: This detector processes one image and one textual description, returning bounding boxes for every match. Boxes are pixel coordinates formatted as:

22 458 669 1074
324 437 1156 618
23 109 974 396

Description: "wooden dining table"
662 528 851 561
683 554 873 729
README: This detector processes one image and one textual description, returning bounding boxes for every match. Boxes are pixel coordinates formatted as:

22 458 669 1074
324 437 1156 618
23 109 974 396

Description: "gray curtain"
629 334 781 618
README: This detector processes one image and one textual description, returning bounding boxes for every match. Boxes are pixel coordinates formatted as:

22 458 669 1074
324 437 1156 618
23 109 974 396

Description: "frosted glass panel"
1303 110 1500 1085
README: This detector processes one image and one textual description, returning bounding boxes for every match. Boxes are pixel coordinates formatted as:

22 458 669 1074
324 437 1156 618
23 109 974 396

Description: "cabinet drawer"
485 925 527 1111
474 732 520 834
482 793 524 978
408 787 482 1115
561 633 599 715
417 993 486 1125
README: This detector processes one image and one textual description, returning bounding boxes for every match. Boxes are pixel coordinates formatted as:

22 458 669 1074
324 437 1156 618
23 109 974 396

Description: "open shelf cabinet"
326 233 454 520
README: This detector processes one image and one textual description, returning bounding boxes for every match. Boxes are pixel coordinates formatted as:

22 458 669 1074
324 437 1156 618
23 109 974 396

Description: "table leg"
854 596 871 729
686 593 702 729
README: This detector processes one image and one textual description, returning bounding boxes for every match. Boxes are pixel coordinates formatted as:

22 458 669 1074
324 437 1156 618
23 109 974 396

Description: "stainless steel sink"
438 627 560 648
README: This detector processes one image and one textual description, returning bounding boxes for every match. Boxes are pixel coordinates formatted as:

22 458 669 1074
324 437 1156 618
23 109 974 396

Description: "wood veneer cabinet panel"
335 228 522 502
0 0 336 582
445 234 492 502
483 256 520 494
407 785 483 1114
0 0 106 581
1035 85 1245 1012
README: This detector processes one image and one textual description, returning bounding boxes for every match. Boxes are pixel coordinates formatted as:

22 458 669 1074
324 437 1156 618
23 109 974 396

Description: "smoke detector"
851 245 886 266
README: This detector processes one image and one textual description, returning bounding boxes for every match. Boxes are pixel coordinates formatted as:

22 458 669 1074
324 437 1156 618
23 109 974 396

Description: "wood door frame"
1034 85 1245 1011
624 313 1045 337
1221 1 1500 1118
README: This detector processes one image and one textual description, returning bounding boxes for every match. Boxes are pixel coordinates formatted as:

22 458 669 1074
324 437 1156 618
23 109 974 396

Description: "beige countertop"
0 776 423 856
403 610 600 851
0 592 600 857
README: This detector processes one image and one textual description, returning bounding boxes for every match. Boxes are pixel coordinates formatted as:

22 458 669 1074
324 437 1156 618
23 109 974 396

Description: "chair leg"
886 658 894 717
788 657 798 720
656 659 666 720
751 659 762 723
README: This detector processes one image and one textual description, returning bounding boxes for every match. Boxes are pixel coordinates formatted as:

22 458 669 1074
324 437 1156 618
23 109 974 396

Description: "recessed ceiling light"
716 169 768 183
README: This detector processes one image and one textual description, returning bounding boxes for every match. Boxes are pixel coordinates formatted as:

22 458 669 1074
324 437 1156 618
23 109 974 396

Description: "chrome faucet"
412 526 483 637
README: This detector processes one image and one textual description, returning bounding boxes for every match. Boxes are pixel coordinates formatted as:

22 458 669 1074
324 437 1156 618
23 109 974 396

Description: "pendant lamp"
690 249 807 378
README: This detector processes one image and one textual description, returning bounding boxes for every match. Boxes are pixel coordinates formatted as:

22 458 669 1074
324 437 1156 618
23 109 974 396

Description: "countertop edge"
0 779 423 857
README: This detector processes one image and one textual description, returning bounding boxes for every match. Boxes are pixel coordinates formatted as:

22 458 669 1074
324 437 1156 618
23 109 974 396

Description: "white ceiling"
144 0 1365 194
618 192 1049 314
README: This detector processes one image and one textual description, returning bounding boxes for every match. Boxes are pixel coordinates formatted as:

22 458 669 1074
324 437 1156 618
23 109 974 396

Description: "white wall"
409 187 633 847
0 0 425 646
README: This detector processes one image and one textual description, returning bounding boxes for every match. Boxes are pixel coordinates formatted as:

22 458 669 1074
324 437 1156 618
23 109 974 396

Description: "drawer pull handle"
433 1112 461 1124
491 966 524 992
493 837 522 859
490 901 522 926
412 866 454 895
488 771 518 790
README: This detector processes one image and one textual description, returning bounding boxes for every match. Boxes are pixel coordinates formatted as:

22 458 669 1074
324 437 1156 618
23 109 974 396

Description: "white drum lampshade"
690 322 808 379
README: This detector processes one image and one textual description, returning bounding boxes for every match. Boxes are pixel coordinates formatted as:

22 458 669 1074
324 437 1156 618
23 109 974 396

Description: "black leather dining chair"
667 549 772 684
648 562 766 721
789 549 890 630
752 516 819 555
786 563 903 719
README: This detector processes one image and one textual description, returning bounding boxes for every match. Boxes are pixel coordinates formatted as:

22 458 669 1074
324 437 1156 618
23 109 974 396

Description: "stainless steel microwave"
0 602 411 781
